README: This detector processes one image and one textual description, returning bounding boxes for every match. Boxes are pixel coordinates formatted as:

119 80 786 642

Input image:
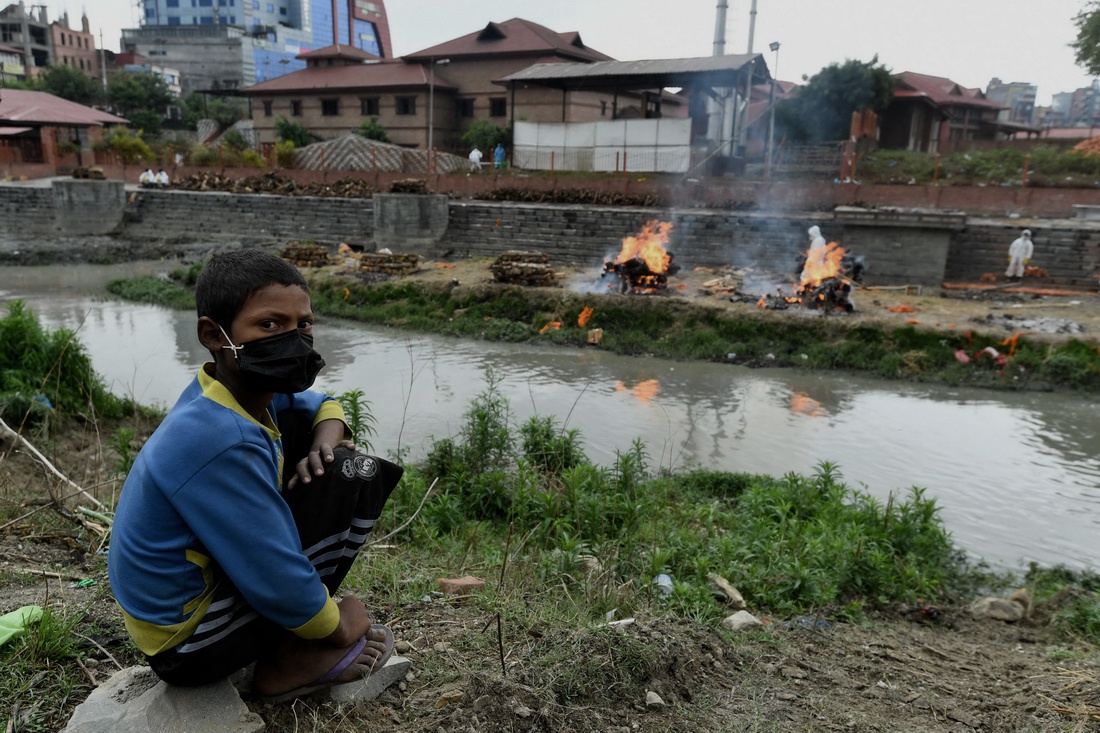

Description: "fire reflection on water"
789 392 826 418
615 378 661 403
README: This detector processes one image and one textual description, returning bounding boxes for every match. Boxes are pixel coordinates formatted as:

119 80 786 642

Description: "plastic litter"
654 574 673 596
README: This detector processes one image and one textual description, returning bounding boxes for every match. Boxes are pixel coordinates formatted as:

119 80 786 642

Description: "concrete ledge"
52 179 125 235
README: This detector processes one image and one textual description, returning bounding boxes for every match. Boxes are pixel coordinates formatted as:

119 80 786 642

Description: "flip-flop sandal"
260 624 396 704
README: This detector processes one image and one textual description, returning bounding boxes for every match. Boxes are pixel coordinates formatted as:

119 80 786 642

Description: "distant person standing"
468 146 483 171
800 225 828 282
1005 229 1033 281
493 143 506 169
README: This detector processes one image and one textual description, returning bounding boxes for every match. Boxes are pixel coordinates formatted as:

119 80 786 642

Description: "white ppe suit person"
468 147 483 170
1005 230 1033 279
801 225 828 282
139 168 155 187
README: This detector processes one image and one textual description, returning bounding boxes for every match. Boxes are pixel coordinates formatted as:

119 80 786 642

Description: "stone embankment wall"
3 183 1100 289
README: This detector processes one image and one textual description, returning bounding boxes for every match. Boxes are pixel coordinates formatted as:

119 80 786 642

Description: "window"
279 6 286 14
262 100 273 117
200 15 215 23
199 0 213 6
600 100 607 116
290 99 302 116
266 2 274 10
144 6 156 18
229 15 236 23
489 97 506 117
251 0 259 8
360 97 379 115
455 99 474 118
321 98 339 116
395 96 416 115
167 0 179 5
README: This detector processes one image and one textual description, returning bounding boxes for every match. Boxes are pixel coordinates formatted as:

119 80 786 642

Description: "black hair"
195 249 309 328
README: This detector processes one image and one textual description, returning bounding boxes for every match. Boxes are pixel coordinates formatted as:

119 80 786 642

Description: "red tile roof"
297 44 379 61
0 89 128 126
0 43 22 55
893 71 1002 110
244 59 453 94
405 18 612 63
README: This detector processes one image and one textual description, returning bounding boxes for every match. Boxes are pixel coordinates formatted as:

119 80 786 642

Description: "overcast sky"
43 0 1097 105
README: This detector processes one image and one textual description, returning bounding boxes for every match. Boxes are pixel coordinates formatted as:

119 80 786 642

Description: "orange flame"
578 306 594 328
800 242 846 288
610 220 673 274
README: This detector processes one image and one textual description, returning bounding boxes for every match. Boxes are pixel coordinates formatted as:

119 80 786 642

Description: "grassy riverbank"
106 264 1100 392
2 303 1100 731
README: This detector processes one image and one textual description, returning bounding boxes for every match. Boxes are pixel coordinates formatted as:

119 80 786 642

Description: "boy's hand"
288 438 356 489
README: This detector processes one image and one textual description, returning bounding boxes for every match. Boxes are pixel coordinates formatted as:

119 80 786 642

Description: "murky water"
2 263 1099 571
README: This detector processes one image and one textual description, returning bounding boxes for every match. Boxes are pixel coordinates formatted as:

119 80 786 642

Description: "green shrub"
274 140 295 168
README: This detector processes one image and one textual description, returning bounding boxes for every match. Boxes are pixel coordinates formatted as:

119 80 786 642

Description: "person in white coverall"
468 147 483 170
801 225 828 282
1005 229 1033 280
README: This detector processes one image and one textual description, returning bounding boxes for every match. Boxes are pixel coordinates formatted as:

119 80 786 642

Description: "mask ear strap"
219 325 243 358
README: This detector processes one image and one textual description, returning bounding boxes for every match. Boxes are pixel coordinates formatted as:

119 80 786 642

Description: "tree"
180 92 244 130
356 115 390 143
107 72 174 136
95 126 153 169
775 57 895 143
34 65 102 106
274 116 319 147
1073 2 1100 76
461 120 510 154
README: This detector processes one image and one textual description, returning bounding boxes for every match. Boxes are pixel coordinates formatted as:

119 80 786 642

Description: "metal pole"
428 62 434 153
712 0 727 57
747 0 757 53
766 42 779 177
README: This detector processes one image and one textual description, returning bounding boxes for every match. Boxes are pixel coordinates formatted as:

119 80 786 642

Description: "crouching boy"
108 249 402 702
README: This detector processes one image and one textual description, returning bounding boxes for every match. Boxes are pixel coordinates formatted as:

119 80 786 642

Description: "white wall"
513 118 692 173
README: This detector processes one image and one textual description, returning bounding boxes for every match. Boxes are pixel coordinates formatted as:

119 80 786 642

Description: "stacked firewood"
489 251 560 286
1024 265 1050 278
355 252 422 275
389 179 429 194
170 172 375 198
281 242 331 267
477 187 663 208
698 269 748 296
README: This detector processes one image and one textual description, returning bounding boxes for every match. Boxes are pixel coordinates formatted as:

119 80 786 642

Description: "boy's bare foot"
253 625 392 699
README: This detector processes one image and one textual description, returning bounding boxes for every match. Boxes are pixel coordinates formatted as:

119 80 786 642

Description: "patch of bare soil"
386 257 1100 346
2 416 1099 732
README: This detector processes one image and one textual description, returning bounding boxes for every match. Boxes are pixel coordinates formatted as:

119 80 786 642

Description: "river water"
2 263 1098 571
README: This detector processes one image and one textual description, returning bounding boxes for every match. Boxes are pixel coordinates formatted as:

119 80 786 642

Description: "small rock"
405 671 416 682
513 705 533 718
721 610 763 632
781 666 806 679
395 639 411 654
433 642 451 653
970 597 1024 622
438 575 486 596
707 573 746 609
777 692 797 701
645 691 664 709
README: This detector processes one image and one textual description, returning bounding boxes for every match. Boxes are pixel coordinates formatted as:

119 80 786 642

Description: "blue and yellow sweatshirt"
107 365 347 656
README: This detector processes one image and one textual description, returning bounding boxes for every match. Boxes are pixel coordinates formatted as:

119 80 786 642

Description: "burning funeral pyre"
757 241 863 314
602 220 681 294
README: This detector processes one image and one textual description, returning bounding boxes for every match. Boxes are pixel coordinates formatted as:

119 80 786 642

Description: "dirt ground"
2 413 1100 732
3 246 1100 731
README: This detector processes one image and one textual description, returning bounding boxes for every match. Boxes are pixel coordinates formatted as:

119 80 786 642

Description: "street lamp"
765 41 780 178
427 57 450 156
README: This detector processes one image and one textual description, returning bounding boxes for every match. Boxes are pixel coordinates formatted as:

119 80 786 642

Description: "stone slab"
63 665 264 733
328 655 411 704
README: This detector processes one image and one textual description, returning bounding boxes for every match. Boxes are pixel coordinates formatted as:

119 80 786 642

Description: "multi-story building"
0 41 24 82
245 17 626 150
0 1 51 78
50 12 100 82
985 78 1036 125
123 0 391 95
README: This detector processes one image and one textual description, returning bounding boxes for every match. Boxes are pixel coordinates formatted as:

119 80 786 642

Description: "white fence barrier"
513 119 692 173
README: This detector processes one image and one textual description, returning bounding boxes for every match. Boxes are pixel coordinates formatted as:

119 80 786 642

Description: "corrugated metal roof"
0 89 127 126
499 55 764 89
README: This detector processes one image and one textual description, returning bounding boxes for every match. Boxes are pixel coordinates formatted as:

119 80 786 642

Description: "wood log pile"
477 187 663 208
170 172 375 198
280 242 331 267
698 269 749 295
353 252 422 275
1024 265 1050 278
389 179 430 194
489 251 560 286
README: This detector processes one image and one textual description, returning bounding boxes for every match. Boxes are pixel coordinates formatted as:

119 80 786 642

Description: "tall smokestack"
747 0 757 53
712 0 727 57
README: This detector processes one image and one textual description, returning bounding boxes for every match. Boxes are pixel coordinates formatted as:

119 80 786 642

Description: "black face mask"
220 326 325 394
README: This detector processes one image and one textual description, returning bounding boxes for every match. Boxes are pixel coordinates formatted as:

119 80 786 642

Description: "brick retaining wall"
4 184 1100 289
